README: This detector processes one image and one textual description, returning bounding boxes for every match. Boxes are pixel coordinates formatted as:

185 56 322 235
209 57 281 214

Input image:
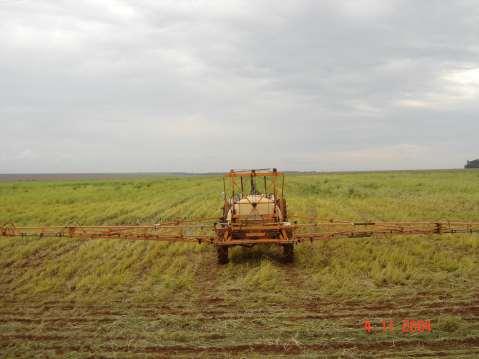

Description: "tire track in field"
1 303 477 329
1 336 477 356
2 292 476 311
194 249 224 308
1 297 478 320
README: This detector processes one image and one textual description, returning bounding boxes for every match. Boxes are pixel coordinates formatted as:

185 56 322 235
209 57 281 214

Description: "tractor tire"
217 246 229 264
283 244 294 263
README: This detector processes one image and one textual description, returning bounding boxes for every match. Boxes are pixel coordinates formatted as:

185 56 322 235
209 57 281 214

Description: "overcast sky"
1 0 478 173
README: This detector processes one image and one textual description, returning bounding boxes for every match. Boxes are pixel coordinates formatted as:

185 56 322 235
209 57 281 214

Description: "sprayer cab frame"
223 168 284 201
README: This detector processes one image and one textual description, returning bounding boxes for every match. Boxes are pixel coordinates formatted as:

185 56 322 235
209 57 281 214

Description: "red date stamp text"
363 319 431 334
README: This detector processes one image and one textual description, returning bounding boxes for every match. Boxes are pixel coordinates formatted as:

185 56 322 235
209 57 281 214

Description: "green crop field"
1 170 479 357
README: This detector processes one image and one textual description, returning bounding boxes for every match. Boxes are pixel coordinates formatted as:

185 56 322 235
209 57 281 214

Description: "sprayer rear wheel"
283 243 294 263
216 246 229 264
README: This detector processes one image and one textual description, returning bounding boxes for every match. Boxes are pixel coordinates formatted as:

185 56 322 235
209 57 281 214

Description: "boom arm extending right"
292 220 479 242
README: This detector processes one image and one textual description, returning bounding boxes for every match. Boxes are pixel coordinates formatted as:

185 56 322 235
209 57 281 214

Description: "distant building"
465 159 479 168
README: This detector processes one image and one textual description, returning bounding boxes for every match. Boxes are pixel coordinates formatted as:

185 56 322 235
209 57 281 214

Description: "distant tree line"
465 159 479 168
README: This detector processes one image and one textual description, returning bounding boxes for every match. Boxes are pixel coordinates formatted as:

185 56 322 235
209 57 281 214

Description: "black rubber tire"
283 244 294 263
217 246 229 264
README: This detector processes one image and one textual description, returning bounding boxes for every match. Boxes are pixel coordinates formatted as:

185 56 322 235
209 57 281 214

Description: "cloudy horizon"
1 0 478 173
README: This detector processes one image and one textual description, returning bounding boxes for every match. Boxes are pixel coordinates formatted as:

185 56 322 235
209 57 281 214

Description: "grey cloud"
1 0 478 172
